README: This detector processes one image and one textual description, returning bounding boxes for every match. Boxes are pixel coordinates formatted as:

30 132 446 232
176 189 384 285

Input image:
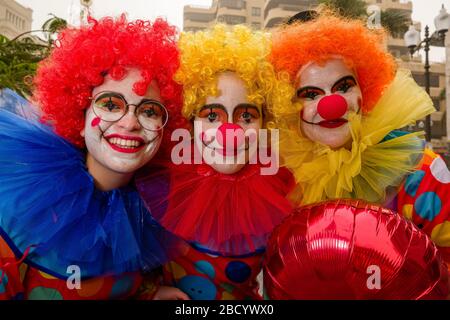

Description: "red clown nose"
317 94 348 120
216 123 245 152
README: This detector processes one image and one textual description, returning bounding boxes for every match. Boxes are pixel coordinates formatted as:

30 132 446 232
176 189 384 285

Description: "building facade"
0 0 32 39
184 0 265 32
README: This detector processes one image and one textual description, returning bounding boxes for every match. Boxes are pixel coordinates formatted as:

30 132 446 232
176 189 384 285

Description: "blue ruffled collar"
0 90 177 279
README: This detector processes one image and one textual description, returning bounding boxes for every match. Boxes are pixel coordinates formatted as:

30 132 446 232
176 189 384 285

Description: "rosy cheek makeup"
91 117 101 127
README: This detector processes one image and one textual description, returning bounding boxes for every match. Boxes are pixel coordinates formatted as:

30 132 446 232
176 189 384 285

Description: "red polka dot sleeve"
397 149 450 270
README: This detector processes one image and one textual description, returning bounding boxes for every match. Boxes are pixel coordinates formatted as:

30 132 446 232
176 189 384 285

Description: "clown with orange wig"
269 11 450 274
0 16 189 300
270 11 434 205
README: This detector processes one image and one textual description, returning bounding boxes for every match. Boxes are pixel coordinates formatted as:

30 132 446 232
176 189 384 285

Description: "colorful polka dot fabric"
163 244 263 300
0 235 159 300
397 148 450 269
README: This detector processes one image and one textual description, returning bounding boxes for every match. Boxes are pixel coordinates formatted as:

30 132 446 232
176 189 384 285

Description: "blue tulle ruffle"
0 89 180 279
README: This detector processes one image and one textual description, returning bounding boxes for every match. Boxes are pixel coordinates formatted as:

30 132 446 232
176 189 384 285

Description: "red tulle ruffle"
136 162 295 256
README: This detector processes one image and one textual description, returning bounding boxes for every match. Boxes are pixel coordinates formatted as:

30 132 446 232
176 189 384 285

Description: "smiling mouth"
302 118 348 129
201 139 249 156
317 119 348 128
105 134 146 154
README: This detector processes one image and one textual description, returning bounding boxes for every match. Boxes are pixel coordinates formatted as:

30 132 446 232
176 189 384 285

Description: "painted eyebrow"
331 75 357 91
234 103 260 111
199 103 228 116
296 86 325 97
95 92 161 107
95 91 126 101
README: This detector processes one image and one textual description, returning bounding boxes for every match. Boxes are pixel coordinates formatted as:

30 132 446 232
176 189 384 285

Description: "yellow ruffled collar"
280 69 435 205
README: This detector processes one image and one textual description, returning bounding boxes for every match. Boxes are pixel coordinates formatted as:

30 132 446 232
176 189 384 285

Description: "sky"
14 0 449 62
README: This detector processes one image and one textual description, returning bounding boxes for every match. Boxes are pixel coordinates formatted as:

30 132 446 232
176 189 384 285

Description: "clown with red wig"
269 11 450 280
0 16 189 300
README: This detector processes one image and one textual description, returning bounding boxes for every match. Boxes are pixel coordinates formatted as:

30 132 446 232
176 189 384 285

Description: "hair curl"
34 15 187 151
175 24 293 121
269 13 396 117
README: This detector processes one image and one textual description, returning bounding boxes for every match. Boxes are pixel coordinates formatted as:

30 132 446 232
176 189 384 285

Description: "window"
388 45 410 57
376 0 382 3
412 73 440 88
251 22 261 29
219 0 246 10
184 27 205 32
251 7 261 16
185 12 215 22
217 15 246 25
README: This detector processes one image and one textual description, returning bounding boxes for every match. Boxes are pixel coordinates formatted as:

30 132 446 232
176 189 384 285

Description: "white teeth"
107 137 142 149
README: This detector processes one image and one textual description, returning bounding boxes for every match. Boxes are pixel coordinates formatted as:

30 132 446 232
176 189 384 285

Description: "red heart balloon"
264 199 449 299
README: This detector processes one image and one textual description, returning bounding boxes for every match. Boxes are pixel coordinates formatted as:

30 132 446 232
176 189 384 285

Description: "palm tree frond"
381 9 410 38
319 0 367 19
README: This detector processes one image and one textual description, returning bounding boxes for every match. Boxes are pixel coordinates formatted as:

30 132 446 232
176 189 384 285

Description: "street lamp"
404 4 450 142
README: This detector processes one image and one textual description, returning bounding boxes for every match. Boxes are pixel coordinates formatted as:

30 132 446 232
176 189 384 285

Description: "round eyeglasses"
90 91 168 131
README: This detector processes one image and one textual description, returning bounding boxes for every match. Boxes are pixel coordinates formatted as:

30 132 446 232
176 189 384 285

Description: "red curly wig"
34 15 187 152
270 13 396 113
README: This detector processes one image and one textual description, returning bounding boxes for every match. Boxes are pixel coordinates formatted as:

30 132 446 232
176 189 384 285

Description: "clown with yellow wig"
269 11 450 272
136 24 295 300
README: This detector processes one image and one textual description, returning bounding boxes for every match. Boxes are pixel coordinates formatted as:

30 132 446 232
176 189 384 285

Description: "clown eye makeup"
91 91 168 131
296 87 325 101
198 104 228 123
233 104 261 125
138 100 165 119
331 76 357 94
95 93 125 113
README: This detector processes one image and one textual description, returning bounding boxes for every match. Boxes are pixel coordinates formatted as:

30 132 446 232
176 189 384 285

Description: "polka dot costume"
0 235 151 300
397 148 450 269
163 245 263 300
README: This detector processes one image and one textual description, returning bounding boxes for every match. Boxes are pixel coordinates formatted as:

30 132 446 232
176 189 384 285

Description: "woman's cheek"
302 102 318 121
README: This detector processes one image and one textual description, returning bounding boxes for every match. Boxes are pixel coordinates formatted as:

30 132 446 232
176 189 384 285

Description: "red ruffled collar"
137 162 295 256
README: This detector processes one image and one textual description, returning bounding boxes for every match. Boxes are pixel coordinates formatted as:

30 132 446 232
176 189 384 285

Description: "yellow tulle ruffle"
279 69 435 205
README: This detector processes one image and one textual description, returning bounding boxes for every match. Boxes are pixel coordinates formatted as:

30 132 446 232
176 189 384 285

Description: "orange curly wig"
34 15 187 152
270 13 396 114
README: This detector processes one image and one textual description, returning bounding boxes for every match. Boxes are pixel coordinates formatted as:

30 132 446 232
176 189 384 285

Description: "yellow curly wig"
175 24 293 121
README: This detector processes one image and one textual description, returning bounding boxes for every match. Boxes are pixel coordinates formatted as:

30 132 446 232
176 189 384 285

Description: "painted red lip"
104 134 145 154
318 118 348 129
202 140 249 157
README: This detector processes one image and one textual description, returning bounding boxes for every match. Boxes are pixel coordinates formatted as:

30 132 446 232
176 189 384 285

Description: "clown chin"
211 162 246 174
200 145 250 174
100 137 161 174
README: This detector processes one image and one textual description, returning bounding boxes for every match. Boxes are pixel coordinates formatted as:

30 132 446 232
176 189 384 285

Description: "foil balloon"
264 199 449 299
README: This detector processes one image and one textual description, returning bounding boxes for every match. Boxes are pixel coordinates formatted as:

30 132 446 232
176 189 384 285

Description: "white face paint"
81 68 163 175
193 72 263 174
296 58 363 149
